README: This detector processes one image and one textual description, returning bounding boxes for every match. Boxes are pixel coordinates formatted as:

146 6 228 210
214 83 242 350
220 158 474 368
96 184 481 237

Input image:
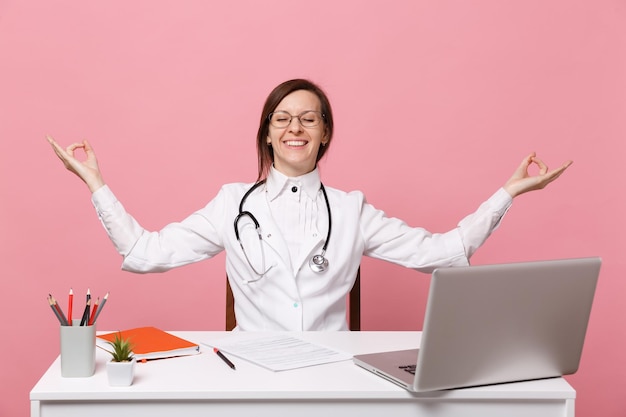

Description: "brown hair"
256 79 334 181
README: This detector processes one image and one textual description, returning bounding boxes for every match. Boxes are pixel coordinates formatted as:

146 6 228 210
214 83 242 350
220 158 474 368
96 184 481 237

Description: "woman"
48 79 572 331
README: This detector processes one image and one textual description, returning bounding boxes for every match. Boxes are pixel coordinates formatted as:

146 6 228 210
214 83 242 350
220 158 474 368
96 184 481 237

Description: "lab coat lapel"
293 185 328 274
244 189 293 271
296 231 325 274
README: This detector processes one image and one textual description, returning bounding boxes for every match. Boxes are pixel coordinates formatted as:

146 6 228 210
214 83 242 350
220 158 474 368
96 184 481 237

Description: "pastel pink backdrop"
1 1 624 416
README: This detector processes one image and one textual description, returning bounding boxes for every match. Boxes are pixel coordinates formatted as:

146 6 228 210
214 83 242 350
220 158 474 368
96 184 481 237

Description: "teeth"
285 140 307 146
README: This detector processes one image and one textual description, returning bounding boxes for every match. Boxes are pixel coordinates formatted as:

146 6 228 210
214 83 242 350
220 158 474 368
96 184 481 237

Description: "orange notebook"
96 326 200 361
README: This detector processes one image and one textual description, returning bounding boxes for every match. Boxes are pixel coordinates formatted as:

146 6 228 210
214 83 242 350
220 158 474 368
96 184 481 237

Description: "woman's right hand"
47 135 106 193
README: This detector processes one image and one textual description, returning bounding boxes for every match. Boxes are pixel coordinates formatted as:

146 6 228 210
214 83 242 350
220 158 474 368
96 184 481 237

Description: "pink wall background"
1 1 624 416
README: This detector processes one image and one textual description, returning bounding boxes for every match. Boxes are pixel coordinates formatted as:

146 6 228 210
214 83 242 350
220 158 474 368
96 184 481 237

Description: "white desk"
30 331 575 417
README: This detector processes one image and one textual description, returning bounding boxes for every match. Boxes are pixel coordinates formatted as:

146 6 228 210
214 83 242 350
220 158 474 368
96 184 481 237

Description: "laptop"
353 257 601 392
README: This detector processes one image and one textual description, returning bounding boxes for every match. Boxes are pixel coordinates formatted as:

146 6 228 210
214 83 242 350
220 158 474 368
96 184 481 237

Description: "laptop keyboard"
399 364 416 375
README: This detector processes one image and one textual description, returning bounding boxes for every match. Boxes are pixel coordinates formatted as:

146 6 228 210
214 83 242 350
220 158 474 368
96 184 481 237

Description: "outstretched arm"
503 152 572 198
47 135 106 193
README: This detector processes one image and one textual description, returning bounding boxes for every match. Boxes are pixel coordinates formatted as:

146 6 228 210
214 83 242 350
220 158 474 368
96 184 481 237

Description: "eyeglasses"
268 111 324 128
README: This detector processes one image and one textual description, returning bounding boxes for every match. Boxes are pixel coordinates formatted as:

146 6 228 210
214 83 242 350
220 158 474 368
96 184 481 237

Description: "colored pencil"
50 294 69 326
67 288 74 326
47 295 67 326
93 292 109 324
79 299 91 326
88 297 99 326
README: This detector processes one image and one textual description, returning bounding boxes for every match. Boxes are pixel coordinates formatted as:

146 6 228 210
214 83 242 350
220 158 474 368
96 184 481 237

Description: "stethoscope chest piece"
236 180 333 277
309 254 329 273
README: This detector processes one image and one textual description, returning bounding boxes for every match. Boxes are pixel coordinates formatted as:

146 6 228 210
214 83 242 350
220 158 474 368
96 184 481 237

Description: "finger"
530 157 549 175
542 170 566 186
541 164 570 185
523 152 536 164
544 160 573 179
66 143 86 158
66 143 85 151
515 153 534 174
83 139 95 155
46 135 64 152
47 136 71 161
553 162 572 176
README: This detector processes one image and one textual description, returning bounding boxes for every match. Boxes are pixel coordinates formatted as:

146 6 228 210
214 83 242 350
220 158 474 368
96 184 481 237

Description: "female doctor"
47 79 572 331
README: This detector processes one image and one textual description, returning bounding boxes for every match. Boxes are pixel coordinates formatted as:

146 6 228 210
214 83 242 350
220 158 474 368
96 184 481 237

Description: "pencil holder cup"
60 320 96 377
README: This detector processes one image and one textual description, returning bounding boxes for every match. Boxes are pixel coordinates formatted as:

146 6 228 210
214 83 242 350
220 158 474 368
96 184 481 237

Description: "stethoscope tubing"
234 179 332 277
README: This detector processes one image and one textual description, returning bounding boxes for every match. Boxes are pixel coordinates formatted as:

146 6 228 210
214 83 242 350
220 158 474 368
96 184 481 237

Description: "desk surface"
31 331 576 417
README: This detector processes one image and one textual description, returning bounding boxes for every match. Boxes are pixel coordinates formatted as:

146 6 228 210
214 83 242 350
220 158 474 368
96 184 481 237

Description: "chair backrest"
226 267 361 331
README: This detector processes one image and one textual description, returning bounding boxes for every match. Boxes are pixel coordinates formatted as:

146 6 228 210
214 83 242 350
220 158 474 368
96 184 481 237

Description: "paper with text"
202 333 352 371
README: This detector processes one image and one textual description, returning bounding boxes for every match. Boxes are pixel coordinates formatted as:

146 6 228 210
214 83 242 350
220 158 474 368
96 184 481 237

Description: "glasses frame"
267 110 325 129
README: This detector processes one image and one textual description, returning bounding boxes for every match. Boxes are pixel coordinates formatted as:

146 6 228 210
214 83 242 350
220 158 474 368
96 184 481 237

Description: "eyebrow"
272 109 319 114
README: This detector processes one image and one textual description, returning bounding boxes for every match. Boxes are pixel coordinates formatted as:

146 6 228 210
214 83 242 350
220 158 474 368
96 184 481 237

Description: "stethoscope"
233 179 332 282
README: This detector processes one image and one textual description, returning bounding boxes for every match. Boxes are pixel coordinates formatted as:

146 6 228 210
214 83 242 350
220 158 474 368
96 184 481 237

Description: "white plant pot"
106 358 136 386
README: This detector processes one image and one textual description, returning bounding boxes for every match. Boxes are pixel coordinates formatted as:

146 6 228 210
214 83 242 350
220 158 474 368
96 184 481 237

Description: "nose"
287 116 303 133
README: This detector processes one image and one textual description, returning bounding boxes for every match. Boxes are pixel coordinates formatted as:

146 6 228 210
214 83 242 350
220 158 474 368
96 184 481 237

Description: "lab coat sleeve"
91 185 226 273
457 187 512 257
359 187 512 273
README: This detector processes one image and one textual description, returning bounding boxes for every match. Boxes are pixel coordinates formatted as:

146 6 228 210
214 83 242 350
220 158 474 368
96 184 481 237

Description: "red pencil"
93 292 109 324
88 297 99 326
68 288 74 326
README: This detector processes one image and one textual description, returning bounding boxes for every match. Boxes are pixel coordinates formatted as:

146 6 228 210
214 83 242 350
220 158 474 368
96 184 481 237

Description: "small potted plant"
105 332 136 386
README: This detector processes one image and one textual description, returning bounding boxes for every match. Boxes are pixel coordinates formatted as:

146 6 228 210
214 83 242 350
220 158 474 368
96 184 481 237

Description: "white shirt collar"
266 166 322 202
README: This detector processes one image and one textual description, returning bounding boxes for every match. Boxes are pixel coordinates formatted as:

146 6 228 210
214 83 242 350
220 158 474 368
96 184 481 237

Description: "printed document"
202 333 352 371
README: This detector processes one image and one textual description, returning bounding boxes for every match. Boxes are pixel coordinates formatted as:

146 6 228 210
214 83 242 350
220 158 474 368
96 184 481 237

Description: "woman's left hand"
503 152 573 198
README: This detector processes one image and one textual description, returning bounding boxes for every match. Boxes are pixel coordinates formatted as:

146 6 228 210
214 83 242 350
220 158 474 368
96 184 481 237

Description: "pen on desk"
93 292 108 324
214 348 236 370
67 288 73 326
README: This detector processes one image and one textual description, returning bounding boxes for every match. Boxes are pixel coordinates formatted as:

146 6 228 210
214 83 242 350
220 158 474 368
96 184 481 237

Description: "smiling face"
266 90 329 177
